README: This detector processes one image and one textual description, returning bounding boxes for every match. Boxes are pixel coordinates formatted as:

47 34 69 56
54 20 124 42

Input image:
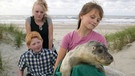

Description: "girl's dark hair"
77 2 104 29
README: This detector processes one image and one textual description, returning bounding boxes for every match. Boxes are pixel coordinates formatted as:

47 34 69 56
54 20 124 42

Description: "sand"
109 41 135 76
0 23 135 76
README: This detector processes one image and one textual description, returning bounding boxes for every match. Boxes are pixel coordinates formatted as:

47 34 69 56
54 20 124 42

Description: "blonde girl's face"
33 4 45 21
28 38 43 53
80 9 101 30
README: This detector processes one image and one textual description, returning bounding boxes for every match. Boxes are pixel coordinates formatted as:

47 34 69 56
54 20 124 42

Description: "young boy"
18 31 57 76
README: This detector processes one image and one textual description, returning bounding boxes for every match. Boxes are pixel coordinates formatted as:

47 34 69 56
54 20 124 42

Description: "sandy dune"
0 23 135 76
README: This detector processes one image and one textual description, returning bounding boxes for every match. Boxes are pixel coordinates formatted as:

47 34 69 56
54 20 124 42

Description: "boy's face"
28 38 43 53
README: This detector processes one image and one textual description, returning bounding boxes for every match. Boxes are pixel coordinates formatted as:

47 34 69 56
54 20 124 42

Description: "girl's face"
28 38 43 53
80 9 101 30
33 4 45 21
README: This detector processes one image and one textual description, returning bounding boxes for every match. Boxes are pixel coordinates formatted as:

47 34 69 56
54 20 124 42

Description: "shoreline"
1 22 134 35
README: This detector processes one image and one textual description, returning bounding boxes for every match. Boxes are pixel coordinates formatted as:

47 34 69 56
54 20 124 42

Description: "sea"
0 15 135 25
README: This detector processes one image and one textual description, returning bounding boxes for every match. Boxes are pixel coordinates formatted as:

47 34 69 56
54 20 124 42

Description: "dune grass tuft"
105 25 135 52
0 24 26 75
0 24 26 47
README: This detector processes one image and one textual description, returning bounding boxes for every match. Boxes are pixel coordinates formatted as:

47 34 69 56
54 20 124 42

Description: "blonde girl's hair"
26 31 43 46
32 0 48 22
77 2 104 29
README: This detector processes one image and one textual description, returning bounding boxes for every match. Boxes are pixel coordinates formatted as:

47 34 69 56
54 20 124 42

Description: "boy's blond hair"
26 31 43 46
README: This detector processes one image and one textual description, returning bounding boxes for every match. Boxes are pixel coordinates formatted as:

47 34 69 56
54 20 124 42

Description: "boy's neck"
29 49 42 54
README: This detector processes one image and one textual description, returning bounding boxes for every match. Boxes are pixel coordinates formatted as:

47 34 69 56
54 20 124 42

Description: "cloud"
0 0 135 16
0 0 36 15
102 0 135 15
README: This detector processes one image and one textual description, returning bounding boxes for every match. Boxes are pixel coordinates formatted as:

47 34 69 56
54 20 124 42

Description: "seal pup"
60 41 113 76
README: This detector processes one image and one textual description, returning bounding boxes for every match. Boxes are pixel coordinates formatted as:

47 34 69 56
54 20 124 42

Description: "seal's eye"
97 49 103 53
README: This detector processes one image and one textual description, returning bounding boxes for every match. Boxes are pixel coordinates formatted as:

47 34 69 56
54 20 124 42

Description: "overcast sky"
0 0 135 16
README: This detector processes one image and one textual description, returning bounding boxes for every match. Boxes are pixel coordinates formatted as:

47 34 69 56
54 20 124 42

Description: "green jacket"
53 62 105 76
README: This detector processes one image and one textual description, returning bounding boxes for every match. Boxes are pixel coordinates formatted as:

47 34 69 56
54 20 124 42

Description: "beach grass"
0 24 26 47
0 51 3 72
0 50 10 76
105 25 135 52
0 24 26 74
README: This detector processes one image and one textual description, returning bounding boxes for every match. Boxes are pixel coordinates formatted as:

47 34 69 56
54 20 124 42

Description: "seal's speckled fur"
60 41 113 76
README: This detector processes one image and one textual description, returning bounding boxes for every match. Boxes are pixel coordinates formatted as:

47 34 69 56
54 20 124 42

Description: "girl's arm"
48 17 53 50
54 47 67 70
25 18 31 34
